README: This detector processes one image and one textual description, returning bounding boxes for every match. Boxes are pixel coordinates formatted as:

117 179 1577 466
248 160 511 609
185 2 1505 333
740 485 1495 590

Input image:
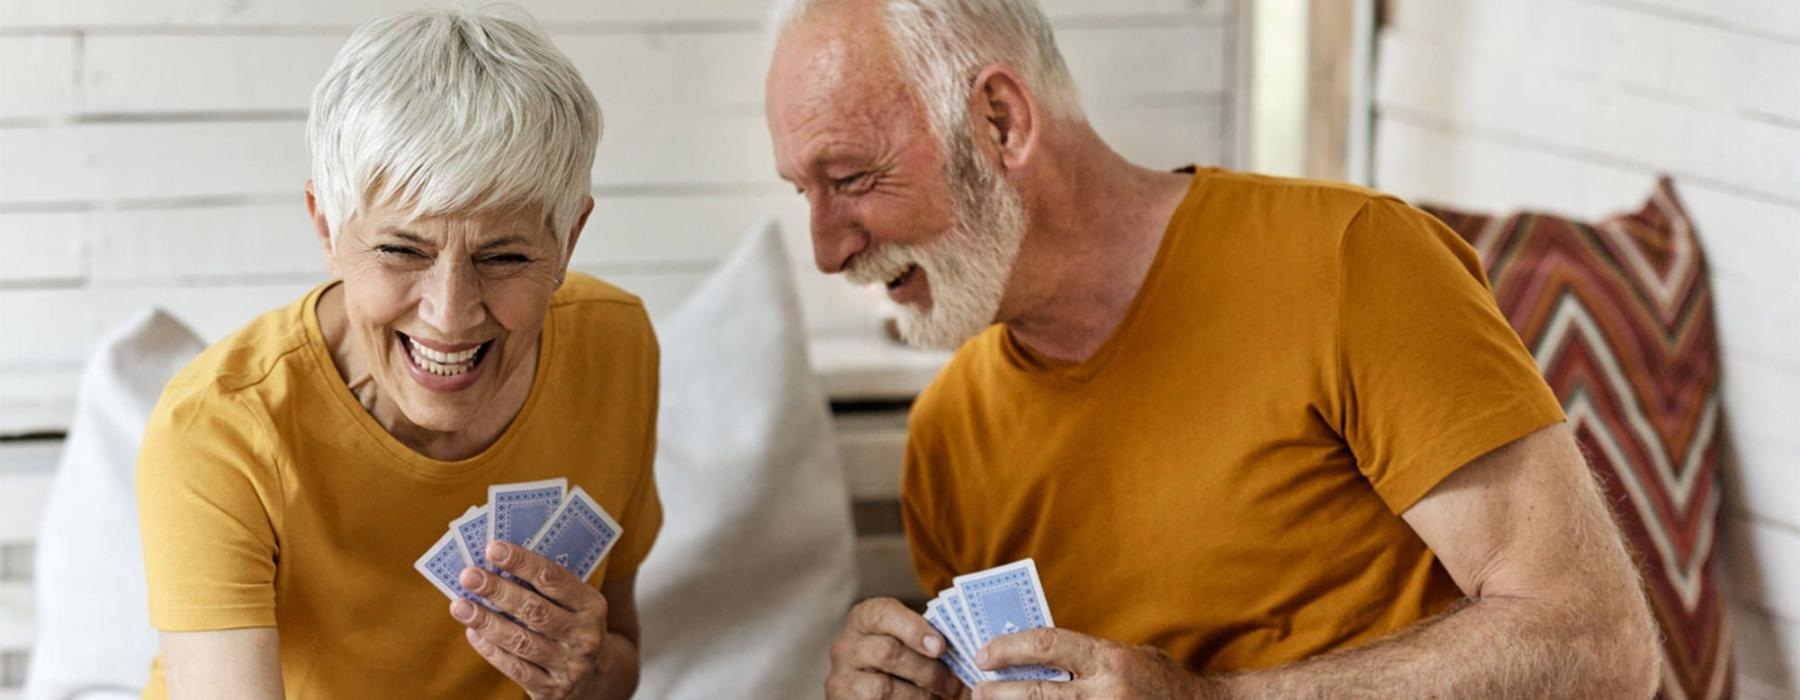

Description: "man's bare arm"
160 628 283 700
977 423 1661 699
1207 422 1661 698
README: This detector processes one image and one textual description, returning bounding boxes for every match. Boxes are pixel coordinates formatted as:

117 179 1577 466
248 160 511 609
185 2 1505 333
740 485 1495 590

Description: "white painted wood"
1376 32 1800 205
0 442 61 475
1384 0 1800 122
0 583 33 649
0 37 78 119
0 104 1226 205
0 473 52 542
833 411 909 501
1609 0 1800 42
0 0 1227 30
1722 516 1800 654
0 212 88 284
854 533 922 602
77 26 1226 115
1729 598 1800 695
0 372 80 438
810 333 952 402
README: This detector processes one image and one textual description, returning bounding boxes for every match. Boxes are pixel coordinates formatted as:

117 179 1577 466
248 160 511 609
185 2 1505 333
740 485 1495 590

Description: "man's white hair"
308 6 600 253
771 0 1082 149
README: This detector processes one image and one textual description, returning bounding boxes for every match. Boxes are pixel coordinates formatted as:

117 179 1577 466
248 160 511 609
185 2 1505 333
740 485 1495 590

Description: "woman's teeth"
407 337 481 376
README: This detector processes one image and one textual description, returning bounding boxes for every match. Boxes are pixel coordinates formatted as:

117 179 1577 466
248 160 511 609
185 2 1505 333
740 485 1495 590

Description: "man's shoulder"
1190 167 1410 232
910 327 1009 433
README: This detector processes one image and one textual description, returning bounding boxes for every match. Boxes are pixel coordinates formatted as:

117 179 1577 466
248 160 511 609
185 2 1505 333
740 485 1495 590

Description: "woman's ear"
304 181 340 278
560 196 596 276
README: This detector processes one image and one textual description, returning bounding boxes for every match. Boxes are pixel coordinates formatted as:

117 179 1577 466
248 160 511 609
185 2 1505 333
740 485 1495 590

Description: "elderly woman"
134 8 658 699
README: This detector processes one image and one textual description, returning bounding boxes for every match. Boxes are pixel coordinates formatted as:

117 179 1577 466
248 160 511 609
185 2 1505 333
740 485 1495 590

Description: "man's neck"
1001 144 1196 363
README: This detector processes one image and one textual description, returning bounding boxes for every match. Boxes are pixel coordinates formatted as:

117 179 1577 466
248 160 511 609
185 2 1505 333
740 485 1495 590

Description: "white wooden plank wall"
0 0 1242 435
1371 1 1800 696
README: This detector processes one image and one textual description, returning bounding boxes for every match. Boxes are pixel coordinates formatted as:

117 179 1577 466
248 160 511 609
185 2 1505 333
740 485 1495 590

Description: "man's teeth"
407 338 480 376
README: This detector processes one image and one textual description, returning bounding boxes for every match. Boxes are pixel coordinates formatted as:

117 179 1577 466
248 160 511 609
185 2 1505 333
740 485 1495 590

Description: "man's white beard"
846 132 1029 350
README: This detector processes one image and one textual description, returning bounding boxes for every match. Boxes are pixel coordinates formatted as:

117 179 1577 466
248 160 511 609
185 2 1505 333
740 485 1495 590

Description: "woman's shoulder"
549 272 655 340
159 288 319 413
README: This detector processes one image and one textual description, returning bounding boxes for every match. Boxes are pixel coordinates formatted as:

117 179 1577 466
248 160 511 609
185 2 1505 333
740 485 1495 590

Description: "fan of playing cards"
925 558 1073 689
415 478 623 605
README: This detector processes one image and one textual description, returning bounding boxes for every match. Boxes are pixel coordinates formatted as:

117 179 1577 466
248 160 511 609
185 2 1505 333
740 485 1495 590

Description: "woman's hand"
451 541 623 699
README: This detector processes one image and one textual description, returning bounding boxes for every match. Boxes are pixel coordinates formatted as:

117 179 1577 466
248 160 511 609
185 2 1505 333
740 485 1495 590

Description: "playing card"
450 505 497 573
940 588 995 682
525 485 621 581
489 478 567 548
953 559 1071 682
414 529 484 604
924 599 982 688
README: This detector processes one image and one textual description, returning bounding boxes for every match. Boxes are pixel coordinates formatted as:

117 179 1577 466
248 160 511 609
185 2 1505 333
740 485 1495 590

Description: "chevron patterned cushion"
1423 177 1730 700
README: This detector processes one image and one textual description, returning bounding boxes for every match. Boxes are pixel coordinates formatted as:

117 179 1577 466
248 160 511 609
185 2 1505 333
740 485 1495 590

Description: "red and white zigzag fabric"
1425 177 1731 700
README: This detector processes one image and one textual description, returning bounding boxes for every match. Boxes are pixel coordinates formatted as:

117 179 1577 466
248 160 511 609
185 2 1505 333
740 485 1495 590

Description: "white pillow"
635 220 858 698
26 309 203 700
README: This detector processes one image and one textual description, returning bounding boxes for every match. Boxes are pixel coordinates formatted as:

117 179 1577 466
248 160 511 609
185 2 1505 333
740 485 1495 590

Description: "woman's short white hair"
308 6 600 253
771 0 1082 149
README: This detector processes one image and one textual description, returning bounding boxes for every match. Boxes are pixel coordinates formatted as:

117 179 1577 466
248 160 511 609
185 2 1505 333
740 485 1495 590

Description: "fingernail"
487 542 509 564
459 568 484 589
450 599 474 622
924 634 943 656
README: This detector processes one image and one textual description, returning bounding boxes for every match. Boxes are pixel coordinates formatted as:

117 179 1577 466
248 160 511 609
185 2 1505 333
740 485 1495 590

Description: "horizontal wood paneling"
58 25 1226 116
0 0 1229 30
1376 33 1800 205
0 102 1227 206
1385 0 1800 122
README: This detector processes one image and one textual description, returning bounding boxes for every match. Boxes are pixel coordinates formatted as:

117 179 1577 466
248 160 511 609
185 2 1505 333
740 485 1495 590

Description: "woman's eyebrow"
475 235 531 251
376 227 432 246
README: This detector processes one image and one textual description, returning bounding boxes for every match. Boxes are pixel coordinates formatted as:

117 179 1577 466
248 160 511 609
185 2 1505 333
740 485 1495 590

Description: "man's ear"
968 64 1039 171
559 196 595 278
304 181 340 278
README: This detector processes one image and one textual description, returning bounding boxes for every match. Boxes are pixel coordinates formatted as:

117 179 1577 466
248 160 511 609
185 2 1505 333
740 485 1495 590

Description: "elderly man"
765 0 1660 698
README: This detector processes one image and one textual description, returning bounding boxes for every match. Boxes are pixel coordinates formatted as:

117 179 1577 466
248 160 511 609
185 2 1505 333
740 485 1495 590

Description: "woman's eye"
376 245 426 259
480 254 530 265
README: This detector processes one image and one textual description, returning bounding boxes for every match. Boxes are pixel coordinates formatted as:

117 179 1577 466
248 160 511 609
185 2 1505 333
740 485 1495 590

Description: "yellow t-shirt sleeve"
1335 198 1565 514
899 421 958 597
136 385 283 631
601 331 662 581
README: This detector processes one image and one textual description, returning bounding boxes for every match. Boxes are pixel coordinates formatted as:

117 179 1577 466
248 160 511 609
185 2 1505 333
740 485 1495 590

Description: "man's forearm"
1201 591 1659 699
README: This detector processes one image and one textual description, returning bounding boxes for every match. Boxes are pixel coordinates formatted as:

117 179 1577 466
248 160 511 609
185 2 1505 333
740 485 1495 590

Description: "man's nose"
810 195 867 274
417 259 486 336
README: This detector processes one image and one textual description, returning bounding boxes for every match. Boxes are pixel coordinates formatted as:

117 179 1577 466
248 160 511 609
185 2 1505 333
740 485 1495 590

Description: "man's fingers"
452 596 559 666
487 542 595 612
850 598 946 659
460 566 577 635
978 628 1093 676
465 626 552 694
848 634 962 698
826 669 942 700
974 680 1079 700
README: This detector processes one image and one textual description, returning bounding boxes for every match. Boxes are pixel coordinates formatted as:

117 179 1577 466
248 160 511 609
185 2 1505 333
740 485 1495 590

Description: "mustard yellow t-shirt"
136 273 662 698
902 168 1565 671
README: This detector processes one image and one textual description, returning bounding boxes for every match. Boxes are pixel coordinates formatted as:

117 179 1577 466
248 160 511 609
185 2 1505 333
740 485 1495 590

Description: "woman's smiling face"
320 198 583 434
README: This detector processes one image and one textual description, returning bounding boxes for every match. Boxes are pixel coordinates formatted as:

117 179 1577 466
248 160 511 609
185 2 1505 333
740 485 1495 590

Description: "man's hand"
827 597 965 699
451 541 615 700
973 627 1206 700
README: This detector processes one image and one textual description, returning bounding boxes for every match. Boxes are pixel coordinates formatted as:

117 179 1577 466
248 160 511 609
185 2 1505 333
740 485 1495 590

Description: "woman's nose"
417 260 486 335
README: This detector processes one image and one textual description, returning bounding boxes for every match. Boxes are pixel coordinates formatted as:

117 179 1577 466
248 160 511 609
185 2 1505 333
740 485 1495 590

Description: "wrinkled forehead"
356 199 559 246
767 22 924 173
